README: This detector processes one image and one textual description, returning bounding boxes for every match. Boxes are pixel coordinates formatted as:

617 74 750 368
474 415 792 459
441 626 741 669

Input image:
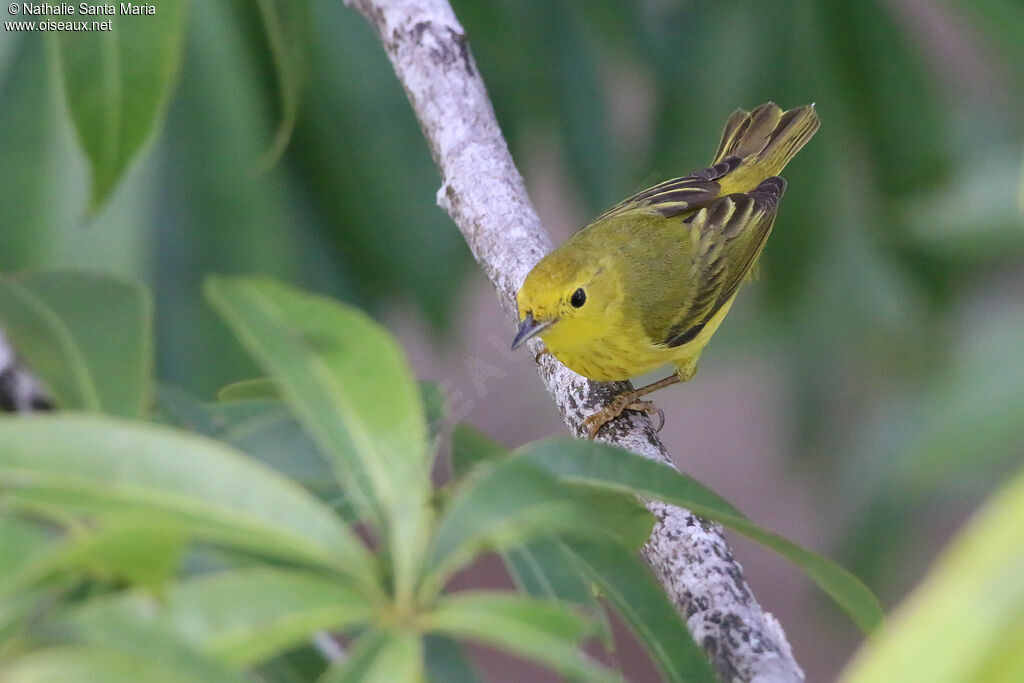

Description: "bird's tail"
712 102 820 186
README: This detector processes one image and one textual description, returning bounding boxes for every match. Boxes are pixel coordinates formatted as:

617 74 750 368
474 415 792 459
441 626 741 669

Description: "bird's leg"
583 371 688 439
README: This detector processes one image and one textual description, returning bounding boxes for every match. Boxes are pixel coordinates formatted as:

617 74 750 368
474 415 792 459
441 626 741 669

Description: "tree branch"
0 331 51 412
344 1 803 679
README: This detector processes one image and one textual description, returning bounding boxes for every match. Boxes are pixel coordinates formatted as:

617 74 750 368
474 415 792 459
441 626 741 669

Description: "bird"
512 102 820 438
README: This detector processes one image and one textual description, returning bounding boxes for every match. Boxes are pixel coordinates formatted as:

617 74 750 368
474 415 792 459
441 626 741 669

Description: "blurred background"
2 0 1023 679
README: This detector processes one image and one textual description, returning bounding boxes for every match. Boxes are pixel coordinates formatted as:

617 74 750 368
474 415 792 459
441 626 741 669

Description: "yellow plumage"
512 102 820 436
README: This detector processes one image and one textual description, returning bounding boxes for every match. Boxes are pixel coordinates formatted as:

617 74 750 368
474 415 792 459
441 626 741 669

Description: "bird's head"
512 248 615 350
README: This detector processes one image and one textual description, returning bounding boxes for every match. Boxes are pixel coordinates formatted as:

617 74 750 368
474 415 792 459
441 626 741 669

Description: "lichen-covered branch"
343 0 802 679
0 331 51 412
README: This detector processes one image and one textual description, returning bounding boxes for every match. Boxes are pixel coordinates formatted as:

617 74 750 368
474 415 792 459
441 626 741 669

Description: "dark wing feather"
661 176 786 348
590 156 742 222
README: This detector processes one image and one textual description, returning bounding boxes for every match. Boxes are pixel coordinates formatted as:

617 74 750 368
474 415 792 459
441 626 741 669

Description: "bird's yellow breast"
538 295 736 382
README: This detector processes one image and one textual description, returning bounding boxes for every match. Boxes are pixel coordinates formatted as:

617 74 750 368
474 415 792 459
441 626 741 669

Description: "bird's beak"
511 312 553 350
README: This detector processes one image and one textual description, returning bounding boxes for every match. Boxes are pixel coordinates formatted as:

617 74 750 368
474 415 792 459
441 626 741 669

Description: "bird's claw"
631 401 665 432
582 408 617 439
582 397 664 439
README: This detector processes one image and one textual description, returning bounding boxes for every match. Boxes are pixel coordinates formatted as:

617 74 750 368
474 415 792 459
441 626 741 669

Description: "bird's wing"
659 176 786 348
590 156 742 223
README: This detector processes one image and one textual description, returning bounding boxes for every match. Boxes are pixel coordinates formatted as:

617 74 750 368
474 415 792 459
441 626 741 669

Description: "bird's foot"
583 396 665 439
534 348 552 364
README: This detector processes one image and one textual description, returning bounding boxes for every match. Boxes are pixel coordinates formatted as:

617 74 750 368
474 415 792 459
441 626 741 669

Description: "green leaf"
841 465 1024 682
55 520 186 592
205 276 431 607
0 515 58 589
519 437 883 633
216 378 445 445
319 630 423 683
293 11 471 328
425 456 652 595
318 630 388 683
0 515 185 605
424 592 618 682
0 587 55 644
0 414 377 589
571 488 655 551
559 539 718 683
214 401 339 500
254 0 309 170
901 155 1024 263
0 645 243 683
217 378 282 402
418 381 446 445
155 387 348 515
551 5 620 212
501 539 611 646
427 459 574 591
153 0 314 396
0 515 66 635
503 540 598 609
817 0 950 195
451 423 508 481
424 634 481 683
52 0 189 210
0 270 152 417
67 568 376 667
0 36 58 271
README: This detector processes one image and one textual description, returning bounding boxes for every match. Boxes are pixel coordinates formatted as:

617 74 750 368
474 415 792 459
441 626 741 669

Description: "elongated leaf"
0 514 184 602
217 378 445 445
501 539 611 647
255 0 309 169
424 592 618 682
0 515 58 588
424 634 481 683
0 516 67 636
0 645 242 683
55 520 186 592
427 459 572 586
0 271 152 417
68 568 376 667
318 629 389 683
503 540 598 609
217 402 344 505
154 0 311 396
451 423 507 481
0 414 377 588
571 488 654 551
0 35 56 271
294 10 471 327
217 377 282 402
560 539 717 683
153 384 226 435
155 386 346 509
425 456 651 594
0 587 55 643
205 276 430 606
518 438 883 633
841 466 1024 682
319 630 423 683
419 381 446 445
53 0 188 209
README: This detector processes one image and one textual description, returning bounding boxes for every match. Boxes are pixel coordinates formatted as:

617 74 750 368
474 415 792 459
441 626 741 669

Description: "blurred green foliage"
841 462 1024 682
1 271 875 681
1 0 1024 667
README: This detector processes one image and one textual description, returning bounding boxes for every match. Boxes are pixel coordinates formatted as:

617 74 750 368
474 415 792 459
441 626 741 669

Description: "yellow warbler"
513 102 820 438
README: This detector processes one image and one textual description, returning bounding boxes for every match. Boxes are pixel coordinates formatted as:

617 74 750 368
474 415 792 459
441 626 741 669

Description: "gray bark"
0 331 51 412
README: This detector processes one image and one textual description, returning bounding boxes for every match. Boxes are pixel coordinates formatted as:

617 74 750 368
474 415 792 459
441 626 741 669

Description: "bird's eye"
570 288 586 308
